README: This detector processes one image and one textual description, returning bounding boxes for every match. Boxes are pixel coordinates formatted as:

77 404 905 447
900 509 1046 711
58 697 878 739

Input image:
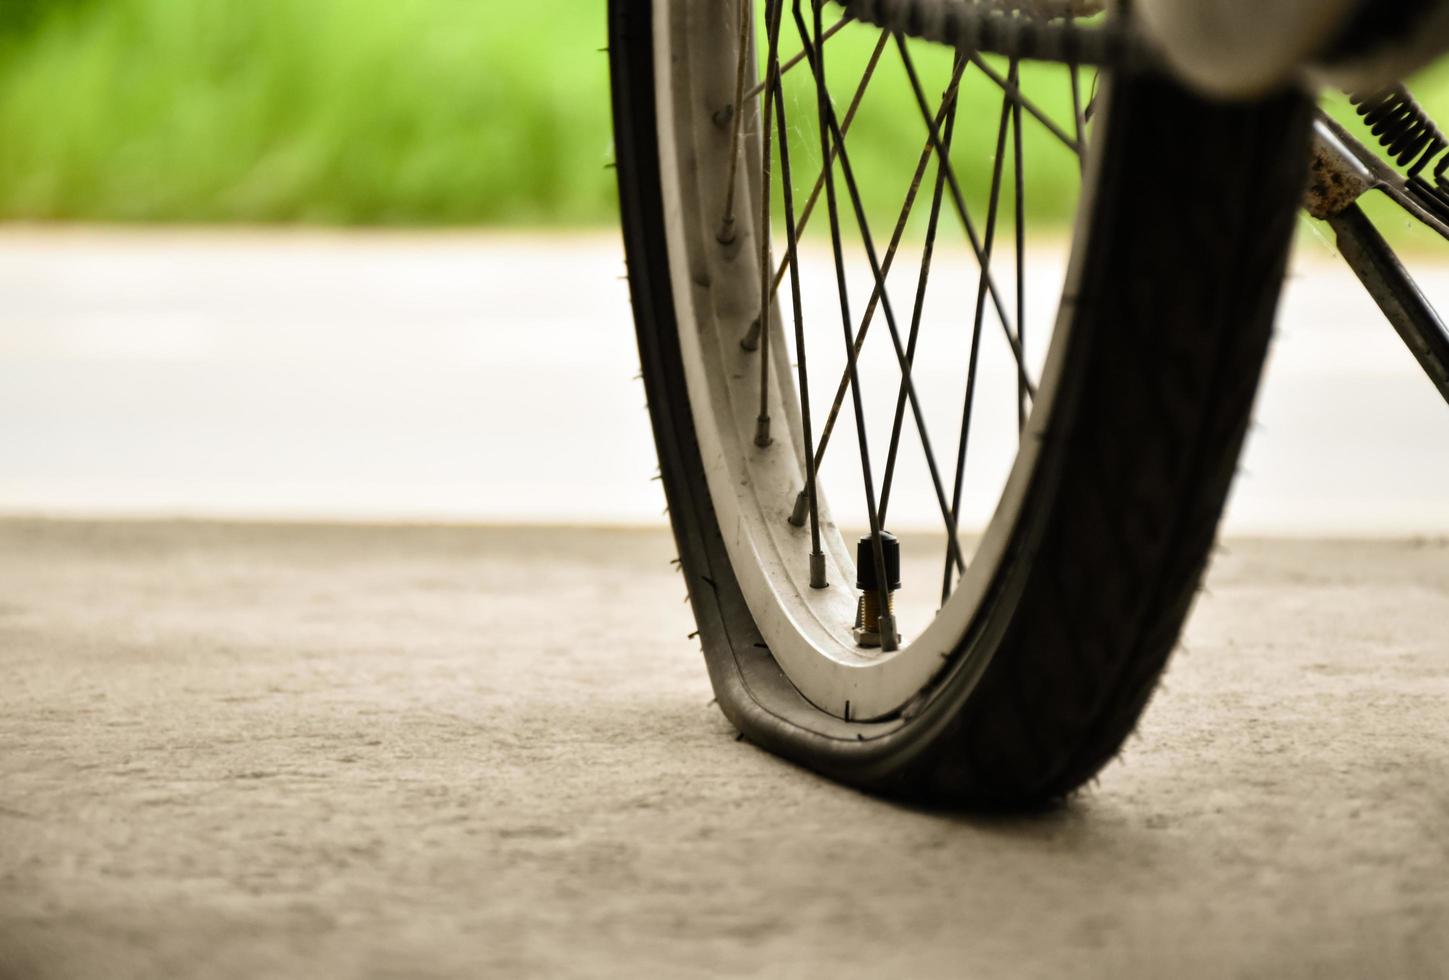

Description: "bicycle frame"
1308 117 1449 406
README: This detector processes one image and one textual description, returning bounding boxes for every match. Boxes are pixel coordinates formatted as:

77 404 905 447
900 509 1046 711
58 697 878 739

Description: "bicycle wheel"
610 0 1312 807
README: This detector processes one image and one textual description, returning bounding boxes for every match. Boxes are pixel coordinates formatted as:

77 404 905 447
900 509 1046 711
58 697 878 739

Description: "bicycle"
607 0 1449 807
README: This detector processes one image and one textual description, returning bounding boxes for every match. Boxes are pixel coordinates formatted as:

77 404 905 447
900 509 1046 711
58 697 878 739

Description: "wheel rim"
652 0 1101 720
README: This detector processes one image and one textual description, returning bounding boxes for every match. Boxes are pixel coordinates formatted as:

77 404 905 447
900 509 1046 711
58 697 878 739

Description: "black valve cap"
855 531 901 592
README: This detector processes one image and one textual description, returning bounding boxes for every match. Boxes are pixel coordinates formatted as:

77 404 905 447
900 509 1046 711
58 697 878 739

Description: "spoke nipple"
754 415 773 448
787 489 809 528
852 532 902 649
740 318 762 351
716 217 737 246
713 104 735 129
809 551 828 590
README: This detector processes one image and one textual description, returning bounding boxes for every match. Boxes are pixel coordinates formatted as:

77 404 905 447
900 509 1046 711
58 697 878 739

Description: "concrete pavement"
1 520 1446 978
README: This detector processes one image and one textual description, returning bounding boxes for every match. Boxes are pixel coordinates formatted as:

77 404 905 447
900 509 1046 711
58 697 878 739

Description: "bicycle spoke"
773 71 827 587
1014 63 1028 433
942 60 1018 605
804 0 896 650
879 56 966 528
753 0 787 448
1067 17 1087 171
792 14 968 576
716 0 754 245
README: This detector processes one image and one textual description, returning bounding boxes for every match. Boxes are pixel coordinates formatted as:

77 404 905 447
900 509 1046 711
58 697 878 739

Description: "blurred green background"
0 0 616 224
2 0 1449 228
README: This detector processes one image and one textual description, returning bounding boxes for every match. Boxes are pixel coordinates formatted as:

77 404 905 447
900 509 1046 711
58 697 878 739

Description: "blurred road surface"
0 228 1446 533
1 520 1446 978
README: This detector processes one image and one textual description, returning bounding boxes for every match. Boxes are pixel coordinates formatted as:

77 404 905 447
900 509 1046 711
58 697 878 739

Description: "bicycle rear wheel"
610 0 1312 806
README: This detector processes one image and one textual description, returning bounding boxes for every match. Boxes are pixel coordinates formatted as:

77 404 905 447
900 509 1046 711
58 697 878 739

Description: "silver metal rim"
652 1 1098 720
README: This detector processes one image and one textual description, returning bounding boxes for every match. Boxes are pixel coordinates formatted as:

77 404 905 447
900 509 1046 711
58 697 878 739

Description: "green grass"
0 0 616 224
3 0 1449 229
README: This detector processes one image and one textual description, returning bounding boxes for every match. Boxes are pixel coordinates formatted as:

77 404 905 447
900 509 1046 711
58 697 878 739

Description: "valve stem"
852 531 901 649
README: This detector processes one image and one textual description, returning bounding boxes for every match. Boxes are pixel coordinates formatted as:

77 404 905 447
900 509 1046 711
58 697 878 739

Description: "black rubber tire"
610 0 1313 808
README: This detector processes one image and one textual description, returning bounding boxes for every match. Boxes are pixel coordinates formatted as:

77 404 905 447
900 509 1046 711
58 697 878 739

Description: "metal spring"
1350 84 1449 186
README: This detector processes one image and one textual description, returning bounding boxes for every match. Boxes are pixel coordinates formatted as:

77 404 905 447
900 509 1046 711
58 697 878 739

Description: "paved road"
1 229 1447 533
2 520 1446 978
